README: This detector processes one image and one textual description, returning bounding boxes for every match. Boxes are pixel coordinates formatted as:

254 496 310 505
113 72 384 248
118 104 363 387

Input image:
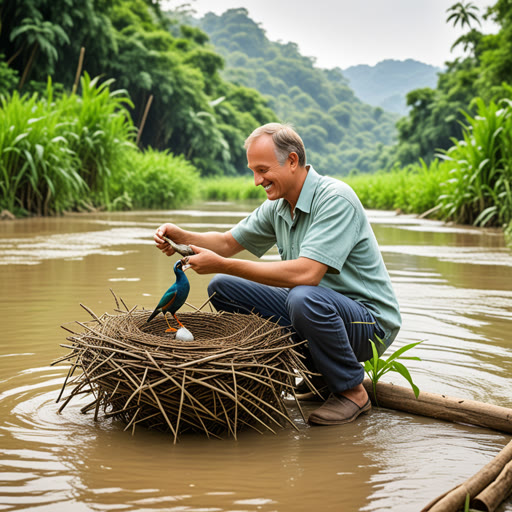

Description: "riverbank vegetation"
0 0 511 239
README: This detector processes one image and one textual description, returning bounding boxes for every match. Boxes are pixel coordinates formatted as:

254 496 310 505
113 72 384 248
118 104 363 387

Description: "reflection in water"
0 203 511 511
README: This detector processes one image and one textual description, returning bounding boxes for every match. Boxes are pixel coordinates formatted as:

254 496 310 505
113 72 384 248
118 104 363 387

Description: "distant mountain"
343 59 441 116
195 8 399 175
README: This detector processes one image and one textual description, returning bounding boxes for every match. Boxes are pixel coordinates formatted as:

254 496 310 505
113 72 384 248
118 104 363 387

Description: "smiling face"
246 134 299 205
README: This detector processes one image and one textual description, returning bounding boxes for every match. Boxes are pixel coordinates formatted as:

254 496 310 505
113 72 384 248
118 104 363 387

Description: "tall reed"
0 84 83 215
59 73 136 206
0 75 136 215
437 94 512 227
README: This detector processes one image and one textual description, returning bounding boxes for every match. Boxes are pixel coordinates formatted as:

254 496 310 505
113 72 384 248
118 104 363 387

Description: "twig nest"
55 305 310 441
175 326 194 342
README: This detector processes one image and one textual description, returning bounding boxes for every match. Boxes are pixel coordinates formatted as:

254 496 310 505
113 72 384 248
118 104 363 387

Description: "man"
154 122 401 425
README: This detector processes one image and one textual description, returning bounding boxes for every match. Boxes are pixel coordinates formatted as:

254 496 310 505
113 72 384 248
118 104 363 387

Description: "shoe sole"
307 399 372 426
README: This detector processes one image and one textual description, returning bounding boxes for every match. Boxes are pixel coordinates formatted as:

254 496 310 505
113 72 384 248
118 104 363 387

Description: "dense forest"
195 8 399 175
0 0 277 179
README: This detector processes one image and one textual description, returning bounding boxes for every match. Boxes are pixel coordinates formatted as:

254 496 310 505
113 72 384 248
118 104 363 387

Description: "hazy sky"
165 0 498 69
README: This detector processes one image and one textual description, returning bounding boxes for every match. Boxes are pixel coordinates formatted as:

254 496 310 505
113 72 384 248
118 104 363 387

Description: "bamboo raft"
54 299 310 442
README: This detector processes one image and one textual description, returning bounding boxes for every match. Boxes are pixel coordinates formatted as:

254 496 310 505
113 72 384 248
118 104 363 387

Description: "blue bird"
147 259 190 332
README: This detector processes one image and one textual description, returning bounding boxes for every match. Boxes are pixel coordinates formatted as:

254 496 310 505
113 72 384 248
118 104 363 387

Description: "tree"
446 2 481 29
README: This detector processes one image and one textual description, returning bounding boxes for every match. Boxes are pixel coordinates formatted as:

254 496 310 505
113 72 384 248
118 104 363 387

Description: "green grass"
343 159 450 215
113 147 200 210
1 78 510 234
198 176 267 201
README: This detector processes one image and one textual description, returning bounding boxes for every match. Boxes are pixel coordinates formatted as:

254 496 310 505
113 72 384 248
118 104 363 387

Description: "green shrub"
115 147 200 209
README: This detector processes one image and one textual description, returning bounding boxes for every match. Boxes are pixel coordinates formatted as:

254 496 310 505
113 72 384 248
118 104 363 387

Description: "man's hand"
154 223 185 257
184 245 224 274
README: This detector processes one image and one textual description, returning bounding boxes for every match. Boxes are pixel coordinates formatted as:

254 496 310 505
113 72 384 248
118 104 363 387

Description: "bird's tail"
146 309 158 323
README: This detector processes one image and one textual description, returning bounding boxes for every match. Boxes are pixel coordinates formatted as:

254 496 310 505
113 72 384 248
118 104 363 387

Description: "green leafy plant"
364 338 423 406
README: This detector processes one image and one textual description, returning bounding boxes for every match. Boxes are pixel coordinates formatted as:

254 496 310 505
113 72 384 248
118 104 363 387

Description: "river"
1 201 511 512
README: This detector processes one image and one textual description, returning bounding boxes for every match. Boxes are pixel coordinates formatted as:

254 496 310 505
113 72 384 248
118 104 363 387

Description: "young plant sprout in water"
364 337 423 406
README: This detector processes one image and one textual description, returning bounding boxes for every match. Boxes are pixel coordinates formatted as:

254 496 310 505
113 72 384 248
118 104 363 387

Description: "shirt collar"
295 165 319 214
276 165 320 220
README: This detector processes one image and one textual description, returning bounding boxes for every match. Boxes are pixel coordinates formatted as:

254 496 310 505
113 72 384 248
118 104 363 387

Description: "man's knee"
207 273 239 298
286 285 319 320
207 273 223 298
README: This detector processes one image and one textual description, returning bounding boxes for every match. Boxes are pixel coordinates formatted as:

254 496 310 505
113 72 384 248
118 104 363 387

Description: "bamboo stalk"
363 380 512 434
136 94 153 146
72 47 85 94
473 458 512 512
421 439 512 512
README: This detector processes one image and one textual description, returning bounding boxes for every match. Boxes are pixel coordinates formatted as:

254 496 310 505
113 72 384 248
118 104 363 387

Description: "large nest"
54 299 311 441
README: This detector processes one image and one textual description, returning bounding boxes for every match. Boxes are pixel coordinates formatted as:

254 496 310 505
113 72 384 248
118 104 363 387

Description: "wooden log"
472 458 512 512
362 379 512 434
420 439 512 512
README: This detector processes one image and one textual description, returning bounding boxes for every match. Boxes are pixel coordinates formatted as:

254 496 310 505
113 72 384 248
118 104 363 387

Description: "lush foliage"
344 160 450 214
115 147 200 210
0 76 197 215
394 0 512 166
437 93 512 227
195 8 399 175
0 83 83 215
1 0 276 176
348 90 512 230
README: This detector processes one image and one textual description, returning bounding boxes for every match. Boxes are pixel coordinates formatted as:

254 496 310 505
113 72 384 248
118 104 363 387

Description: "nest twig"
53 301 311 442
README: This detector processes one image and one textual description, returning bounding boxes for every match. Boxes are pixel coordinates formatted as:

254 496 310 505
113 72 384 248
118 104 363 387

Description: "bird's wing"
161 292 177 312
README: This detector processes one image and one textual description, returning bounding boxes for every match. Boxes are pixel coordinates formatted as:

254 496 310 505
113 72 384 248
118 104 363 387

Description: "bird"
147 259 190 333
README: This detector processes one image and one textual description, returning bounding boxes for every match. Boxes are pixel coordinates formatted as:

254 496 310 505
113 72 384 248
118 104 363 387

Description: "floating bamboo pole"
362 380 512 434
421 439 512 512
361 380 512 512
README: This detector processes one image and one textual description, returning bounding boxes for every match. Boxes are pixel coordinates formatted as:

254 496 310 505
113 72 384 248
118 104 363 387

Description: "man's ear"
288 152 299 170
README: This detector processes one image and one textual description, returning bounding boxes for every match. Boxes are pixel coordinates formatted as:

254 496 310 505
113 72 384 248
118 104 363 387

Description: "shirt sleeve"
298 193 361 274
230 201 277 257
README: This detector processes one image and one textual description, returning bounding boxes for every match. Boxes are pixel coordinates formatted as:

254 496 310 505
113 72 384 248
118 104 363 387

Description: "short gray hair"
244 123 306 167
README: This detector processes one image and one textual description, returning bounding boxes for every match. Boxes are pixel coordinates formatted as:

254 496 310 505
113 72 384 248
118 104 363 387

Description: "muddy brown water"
1 201 511 512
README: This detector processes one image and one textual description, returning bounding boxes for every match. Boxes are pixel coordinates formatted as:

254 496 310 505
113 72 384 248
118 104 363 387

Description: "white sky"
165 0 498 69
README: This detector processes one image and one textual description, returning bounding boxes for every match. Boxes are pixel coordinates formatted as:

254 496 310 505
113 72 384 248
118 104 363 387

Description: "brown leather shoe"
308 394 371 425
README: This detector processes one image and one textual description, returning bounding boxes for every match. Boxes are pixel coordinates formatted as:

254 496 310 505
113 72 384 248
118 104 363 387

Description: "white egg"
175 327 194 342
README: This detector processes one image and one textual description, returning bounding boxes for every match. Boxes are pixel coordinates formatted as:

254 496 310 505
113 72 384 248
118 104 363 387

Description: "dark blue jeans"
207 274 384 394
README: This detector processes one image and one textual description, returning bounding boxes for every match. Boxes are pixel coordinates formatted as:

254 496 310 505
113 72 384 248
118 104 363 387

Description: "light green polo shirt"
230 166 401 350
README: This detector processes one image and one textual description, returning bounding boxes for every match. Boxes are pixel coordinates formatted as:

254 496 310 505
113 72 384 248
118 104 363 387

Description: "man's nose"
254 173 263 186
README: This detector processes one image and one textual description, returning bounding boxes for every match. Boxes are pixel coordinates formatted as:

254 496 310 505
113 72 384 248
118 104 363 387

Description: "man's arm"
187 245 328 288
154 223 243 258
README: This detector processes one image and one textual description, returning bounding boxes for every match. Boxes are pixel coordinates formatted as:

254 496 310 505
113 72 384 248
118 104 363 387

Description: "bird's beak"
181 256 191 271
